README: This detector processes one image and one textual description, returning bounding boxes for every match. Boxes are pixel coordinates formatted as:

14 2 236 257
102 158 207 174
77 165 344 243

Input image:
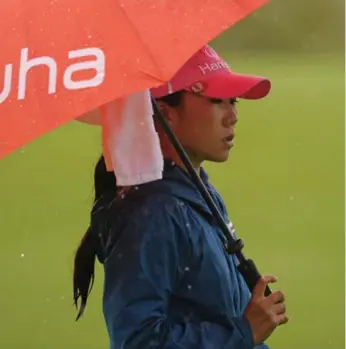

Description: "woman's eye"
209 98 239 105
209 98 223 104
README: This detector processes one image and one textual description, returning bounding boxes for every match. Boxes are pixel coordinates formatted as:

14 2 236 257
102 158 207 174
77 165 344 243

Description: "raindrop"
134 186 139 190
186 223 191 228
20 149 25 154
44 298 51 302
184 266 190 272
289 196 294 200
171 161 175 166
20 253 25 258
88 34 92 39
187 285 192 290
60 296 65 300
118 253 123 259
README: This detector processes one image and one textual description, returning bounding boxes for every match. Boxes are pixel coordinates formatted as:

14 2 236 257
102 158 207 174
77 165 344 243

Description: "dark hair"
72 91 184 320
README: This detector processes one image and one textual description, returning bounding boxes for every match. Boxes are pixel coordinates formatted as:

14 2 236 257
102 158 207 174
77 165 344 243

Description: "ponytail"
73 155 117 320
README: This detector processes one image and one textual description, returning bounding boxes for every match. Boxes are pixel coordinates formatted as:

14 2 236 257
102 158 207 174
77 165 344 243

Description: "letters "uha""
0 47 105 104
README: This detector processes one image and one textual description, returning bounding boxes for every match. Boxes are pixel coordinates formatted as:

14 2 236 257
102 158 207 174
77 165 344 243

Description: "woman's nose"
222 107 237 128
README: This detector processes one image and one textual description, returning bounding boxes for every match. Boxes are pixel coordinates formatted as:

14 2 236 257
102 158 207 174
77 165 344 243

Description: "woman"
73 45 288 349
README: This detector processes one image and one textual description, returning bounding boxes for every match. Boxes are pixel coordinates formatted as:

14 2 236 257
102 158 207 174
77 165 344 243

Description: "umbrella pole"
151 97 271 297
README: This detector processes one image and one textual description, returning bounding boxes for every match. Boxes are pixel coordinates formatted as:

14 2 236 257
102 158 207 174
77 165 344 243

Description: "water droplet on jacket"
20 253 25 258
187 285 192 290
185 266 190 271
289 196 294 200
118 253 123 259
134 186 139 190
186 223 190 228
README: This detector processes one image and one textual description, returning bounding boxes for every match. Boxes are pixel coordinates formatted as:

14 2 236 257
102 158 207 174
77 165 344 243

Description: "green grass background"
0 51 344 348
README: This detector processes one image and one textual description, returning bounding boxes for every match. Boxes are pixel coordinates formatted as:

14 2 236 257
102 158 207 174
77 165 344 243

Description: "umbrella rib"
117 4 165 80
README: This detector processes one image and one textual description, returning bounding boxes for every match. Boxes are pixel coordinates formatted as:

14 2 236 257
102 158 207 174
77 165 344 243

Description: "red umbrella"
0 0 268 158
1 0 272 297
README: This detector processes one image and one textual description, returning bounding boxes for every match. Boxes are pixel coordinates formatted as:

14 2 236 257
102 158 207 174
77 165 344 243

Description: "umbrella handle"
151 97 271 296
238 259 271 297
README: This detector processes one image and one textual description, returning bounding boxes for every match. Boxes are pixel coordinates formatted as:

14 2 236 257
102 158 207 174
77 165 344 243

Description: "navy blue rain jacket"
93 160 269 349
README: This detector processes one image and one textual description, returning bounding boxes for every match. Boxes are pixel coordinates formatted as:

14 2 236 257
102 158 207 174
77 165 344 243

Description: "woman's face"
161 91 238 165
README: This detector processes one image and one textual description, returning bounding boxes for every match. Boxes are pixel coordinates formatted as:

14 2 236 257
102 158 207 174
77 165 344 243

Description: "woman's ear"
155 101 179 128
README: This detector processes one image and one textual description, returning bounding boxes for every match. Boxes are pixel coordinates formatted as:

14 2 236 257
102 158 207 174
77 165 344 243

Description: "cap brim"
201 72 271 100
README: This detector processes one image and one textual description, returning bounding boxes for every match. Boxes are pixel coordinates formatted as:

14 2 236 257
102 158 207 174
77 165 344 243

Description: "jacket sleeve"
102 196 255 349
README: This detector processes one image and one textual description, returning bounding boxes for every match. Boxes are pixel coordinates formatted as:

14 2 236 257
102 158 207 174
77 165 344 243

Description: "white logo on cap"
203 46 220 60
198 61 230 75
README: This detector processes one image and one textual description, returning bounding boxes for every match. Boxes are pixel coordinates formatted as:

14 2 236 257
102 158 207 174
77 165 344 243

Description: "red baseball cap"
150 45 271 100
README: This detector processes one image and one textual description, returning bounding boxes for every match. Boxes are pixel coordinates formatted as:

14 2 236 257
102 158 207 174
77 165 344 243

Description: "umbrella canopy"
0 0 268 158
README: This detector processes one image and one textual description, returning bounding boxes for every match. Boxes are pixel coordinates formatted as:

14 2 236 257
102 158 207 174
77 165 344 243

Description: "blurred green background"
0 0 344 348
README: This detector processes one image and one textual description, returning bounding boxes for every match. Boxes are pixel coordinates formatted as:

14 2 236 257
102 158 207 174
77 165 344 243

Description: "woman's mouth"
223 135 234 148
